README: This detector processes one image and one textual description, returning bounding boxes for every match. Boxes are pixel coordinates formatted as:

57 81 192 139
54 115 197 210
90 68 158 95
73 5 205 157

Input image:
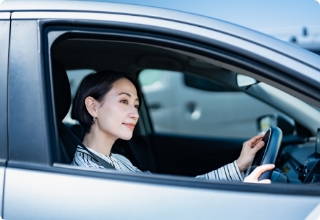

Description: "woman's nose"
129 108 139 120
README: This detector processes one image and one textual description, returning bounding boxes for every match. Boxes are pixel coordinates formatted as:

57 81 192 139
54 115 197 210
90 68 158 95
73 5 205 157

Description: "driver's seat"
52 60 81 163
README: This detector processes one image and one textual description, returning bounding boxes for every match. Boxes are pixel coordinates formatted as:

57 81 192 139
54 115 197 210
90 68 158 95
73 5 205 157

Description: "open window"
48 25 320 185
139 69 284 138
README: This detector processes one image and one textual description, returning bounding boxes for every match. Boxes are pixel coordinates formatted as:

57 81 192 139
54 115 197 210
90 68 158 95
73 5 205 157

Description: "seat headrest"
52 60 71 121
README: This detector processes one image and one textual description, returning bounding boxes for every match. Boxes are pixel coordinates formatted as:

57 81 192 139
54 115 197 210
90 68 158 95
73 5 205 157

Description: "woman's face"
93 78 139 141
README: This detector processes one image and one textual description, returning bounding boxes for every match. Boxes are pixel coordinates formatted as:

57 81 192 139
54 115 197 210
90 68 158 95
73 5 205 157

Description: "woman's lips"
123 123 135 130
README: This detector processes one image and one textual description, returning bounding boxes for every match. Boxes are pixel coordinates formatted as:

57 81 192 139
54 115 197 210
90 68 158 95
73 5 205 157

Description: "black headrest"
52 60 71 121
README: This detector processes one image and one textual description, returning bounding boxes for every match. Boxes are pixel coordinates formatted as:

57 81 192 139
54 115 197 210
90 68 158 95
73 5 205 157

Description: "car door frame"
8 8 320 193
0 12 10 218
3 8 320 219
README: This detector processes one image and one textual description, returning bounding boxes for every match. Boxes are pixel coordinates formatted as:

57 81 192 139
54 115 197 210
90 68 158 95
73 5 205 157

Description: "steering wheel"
246 127 283 181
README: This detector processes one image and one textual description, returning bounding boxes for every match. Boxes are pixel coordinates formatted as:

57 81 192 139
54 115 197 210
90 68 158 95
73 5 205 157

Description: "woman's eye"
135 105 139 109
120 100 128 104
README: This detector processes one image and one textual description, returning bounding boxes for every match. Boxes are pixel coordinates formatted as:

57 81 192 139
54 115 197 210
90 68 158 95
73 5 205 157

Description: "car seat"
52 59 81 164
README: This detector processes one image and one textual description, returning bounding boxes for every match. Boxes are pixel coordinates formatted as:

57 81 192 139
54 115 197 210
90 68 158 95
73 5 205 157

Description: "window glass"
140 69 285 138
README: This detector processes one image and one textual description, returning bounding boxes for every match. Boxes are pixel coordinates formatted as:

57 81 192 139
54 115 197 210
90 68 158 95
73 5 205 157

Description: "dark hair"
72 70 142 134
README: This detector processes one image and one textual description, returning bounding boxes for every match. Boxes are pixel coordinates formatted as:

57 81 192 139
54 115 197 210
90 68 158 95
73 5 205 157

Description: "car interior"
51 34 320 184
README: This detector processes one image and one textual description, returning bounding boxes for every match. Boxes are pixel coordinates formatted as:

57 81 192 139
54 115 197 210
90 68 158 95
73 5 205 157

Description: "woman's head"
72 70 141 140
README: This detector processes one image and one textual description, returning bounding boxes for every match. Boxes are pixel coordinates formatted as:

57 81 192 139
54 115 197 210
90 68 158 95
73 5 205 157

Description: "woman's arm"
195 160 244 181
195 134 268 182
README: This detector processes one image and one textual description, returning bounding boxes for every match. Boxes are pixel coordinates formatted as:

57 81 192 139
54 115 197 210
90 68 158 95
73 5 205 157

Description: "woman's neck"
82 125 116 157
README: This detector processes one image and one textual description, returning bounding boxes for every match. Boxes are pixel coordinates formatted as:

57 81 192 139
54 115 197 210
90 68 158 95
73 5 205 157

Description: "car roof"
1 0 320 73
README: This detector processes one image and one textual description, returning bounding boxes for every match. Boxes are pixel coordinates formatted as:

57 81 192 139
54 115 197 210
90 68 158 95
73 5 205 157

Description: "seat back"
52 60 79 163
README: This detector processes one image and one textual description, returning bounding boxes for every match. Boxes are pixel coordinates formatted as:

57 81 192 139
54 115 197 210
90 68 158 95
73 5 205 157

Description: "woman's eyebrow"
119 92 139 101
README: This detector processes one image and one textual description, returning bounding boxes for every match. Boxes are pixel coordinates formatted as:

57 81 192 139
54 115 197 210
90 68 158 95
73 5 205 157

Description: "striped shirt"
72 146 244 181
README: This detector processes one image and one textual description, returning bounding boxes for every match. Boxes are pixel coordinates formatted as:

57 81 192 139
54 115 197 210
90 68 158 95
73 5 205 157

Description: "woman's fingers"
258 179 271 184
237 134 267 172
250 164 275 179
251 140 265 152
246 134 264 147
243 164 275 183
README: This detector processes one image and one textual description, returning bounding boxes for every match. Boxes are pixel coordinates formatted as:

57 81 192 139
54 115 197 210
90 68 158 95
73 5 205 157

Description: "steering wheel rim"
246 127 283 180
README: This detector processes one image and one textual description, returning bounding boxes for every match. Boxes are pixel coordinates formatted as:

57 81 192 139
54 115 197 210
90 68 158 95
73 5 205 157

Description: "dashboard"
278 129 320 183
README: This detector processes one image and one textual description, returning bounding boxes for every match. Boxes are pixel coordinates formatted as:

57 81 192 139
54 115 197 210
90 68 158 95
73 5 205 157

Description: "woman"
71 70 274 183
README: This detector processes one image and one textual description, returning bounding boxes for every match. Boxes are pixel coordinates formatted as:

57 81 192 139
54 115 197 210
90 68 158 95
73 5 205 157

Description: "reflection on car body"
1 0 320 219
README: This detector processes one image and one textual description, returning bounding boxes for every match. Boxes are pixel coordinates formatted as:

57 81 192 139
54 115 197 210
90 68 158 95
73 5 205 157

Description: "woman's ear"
84 96 98 118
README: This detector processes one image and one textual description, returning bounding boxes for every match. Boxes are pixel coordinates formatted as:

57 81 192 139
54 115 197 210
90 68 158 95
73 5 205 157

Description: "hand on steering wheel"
236 134 266 172
245 127 282 181
244 164 275 183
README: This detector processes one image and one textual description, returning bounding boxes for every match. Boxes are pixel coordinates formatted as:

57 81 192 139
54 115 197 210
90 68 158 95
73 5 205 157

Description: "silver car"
1 0 320 219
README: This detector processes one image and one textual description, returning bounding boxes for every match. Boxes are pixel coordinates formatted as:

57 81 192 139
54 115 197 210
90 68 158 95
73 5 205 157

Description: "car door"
3 2 320 219
0 12 10 219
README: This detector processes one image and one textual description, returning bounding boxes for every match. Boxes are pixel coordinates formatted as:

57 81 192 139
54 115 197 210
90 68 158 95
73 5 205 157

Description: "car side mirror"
257 113 295 135
236 74 257 87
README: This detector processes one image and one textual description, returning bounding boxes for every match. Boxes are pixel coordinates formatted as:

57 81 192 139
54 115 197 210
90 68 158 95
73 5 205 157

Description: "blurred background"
106 0 320 55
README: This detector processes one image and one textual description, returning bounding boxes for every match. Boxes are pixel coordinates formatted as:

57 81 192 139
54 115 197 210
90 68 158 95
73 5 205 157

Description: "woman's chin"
120 134 133 140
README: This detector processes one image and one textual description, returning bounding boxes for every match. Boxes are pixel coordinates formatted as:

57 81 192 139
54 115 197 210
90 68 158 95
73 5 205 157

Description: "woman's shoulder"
72 146 106 169
112 153 132 163
111 153 144 172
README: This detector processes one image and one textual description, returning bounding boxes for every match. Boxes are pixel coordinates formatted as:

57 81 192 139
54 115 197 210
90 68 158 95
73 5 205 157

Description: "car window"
139 69 285 138
48 27 318 184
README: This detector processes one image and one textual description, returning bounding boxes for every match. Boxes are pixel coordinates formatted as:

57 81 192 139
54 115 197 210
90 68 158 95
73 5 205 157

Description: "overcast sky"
109 0 320 32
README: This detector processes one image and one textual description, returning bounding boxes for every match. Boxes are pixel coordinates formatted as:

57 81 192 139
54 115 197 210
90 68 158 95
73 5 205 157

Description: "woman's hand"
236 134 265 172
244 164 275 183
